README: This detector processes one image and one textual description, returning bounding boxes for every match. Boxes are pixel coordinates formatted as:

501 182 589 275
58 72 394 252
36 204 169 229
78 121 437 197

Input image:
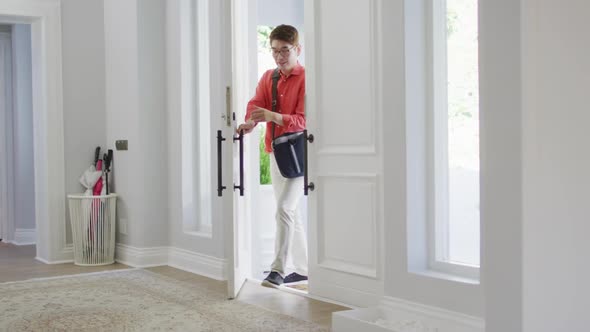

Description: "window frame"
426 0 480 280
180 0 213 236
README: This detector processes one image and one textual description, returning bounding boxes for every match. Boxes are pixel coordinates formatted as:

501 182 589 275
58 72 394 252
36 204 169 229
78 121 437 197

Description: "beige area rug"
0 269 327 332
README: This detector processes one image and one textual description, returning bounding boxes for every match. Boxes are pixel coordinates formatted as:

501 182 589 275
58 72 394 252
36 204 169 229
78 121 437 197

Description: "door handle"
217 130 227 196
304 129 315 195
233 130 244 196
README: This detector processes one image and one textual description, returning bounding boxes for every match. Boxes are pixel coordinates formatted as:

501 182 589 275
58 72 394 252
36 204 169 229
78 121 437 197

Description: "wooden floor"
0 243 129 282
0 243 349 329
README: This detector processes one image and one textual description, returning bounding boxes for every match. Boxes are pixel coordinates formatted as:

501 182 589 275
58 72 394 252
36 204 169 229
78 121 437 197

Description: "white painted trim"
428 260 480 281
13 228 36 245
115 244 169 268
333 296 484 332
312 279 381 308
114 244 228 281
0 0 67 263
35 256 70 264
34 245 72 264
0 31 13 243
168 246 227 281
29 243 228 281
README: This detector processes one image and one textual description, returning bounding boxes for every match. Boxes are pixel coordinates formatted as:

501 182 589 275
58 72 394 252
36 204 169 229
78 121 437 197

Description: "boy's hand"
237 120 256 134
251 107 280 123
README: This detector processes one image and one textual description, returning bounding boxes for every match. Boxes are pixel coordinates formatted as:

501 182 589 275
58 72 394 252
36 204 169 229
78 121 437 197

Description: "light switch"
115 140 128 151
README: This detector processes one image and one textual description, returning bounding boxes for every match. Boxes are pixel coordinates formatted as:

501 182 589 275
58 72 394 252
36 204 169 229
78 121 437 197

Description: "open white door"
209 0 242 299
304 0 385 307
225 0 254 299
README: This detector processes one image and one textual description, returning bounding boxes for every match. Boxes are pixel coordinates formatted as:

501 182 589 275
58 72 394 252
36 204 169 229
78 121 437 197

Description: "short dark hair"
269 25 299 46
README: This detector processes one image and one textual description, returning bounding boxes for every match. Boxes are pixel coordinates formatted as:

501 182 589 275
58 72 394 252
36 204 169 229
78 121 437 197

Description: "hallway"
0 243 348 329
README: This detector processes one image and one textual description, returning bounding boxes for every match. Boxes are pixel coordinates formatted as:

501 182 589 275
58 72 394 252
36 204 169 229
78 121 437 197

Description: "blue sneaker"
283 272 308 283
261 271 284 288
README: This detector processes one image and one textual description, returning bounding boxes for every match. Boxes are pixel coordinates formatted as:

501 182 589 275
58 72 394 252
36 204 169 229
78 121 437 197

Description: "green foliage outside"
257 25 274 185
446 0 479 121
447 8 459 38
259 126 271 185
257 25 274 51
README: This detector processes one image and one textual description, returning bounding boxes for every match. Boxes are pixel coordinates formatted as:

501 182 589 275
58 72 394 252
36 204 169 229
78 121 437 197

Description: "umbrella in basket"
74 147 115 263
91 150 113 260
90 152 103 241
78 147 102 196
76 147 102 258
93 158 103 195
103 149 113 194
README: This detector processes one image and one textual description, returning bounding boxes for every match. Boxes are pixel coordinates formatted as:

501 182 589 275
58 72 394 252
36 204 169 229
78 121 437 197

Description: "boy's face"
271 39 300 73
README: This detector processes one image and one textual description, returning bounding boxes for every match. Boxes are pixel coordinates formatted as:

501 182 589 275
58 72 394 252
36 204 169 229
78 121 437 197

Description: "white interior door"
225 0 254 299
305 0 385 307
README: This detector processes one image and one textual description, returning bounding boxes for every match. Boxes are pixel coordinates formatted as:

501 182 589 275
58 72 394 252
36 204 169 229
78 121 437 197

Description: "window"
181 0 212 236
429 0 480 277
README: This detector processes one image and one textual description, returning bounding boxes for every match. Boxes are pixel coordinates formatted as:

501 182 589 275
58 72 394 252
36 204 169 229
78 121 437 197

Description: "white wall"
137 0 168 247
466 0 590 330
104 0 141 247
105 0 168 248
479 0 523 331
167 0 226 259
61 0 107 244
521 1 590 331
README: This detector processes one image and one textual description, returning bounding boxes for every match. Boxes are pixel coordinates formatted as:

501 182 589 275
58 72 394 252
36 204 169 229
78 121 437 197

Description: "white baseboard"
312 280 380 308
333 296 484 332
36 256 73 264
13 228 36 245
168 247 227 281
115 244 227 281
115 244 169 267
33 244 74 264
31 242 226 281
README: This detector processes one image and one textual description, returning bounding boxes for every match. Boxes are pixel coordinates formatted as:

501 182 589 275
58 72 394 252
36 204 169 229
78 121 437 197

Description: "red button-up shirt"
245 64 305 153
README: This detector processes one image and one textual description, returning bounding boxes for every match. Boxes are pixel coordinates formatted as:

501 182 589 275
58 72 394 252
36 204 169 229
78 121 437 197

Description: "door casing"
0 1 65 262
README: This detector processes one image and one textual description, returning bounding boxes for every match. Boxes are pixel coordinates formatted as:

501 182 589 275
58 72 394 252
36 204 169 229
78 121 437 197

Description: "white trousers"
269 152 308 276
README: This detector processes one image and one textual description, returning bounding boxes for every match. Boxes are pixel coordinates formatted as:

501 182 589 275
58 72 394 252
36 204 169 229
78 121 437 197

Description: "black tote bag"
272 131 305 178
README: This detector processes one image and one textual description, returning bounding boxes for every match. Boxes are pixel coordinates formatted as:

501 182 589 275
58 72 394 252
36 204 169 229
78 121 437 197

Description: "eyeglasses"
270 46 296 57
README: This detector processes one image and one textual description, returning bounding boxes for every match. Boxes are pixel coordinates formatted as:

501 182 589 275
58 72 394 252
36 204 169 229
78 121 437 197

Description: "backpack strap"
271 68 280 140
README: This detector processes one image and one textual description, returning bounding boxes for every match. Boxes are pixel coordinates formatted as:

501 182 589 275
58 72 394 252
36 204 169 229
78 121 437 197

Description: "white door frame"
0 30 13 242
0 0 67 262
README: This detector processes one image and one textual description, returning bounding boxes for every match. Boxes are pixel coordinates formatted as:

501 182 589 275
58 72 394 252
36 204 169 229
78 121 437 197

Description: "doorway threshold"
248 277 308 296
246 277 353 308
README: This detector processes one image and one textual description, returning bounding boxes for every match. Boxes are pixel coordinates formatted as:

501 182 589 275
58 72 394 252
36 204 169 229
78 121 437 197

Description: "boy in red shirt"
238 25 308 288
